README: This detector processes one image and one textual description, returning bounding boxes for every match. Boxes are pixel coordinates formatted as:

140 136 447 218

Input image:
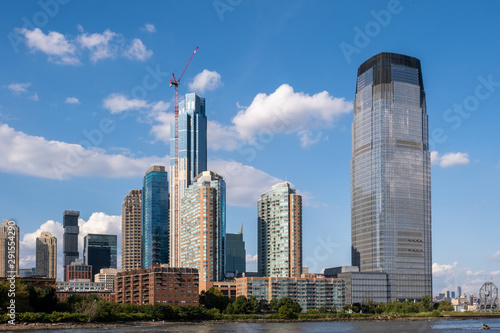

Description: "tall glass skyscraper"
63 210 79 280
170 93 207 267
83 233 117 281
142 165 169 268
225 224 246 278
351 52 432 300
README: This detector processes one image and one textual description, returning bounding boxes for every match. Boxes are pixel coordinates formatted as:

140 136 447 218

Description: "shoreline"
1 314 500 331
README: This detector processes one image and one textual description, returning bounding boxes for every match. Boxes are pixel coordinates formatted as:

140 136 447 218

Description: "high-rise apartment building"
65 258 92 281
142 166 169 268
351 52 432 300
122 189 142 271
226 224 246 278
0 220 19 277
180 171 225 292
257 182 302 278
84 234 117 281
170 93 207 267
63 210 79 280
36 231 57 278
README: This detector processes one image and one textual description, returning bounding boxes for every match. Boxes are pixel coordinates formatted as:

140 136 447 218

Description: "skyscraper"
226 224 246 278
63 210 79 280
36 231 57 278
0 220 19 277
180 171 225 291
122 189 142 271
170 93 207 267
351 52 432 300
142 165 169 268
258 182 302 278
84 234 117 281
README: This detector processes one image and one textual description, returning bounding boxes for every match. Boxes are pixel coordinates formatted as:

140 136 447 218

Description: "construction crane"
169 46 198 267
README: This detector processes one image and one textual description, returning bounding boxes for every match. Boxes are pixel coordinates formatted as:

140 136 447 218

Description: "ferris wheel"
479 282 499 312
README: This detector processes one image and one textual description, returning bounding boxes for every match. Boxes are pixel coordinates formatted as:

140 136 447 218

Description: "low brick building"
115 264 199 306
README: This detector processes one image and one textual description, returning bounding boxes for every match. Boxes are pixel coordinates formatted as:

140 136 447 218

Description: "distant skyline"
0 1 499 295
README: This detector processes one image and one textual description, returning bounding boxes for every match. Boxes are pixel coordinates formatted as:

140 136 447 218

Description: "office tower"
457 286 462 297
36 231 57 278
142 165 169 268
122 189 142 271
351 52 432 300
63 210 79 280
180 171 225 292
0 220 19 277
170 93 207 267
226 224 246 278
84 234 117 281
257 182 302 278
94 268 123 292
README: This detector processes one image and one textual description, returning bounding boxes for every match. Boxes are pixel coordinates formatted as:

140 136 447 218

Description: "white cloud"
124 39 153 61
77 29 118 62
232 84 352 143
0 122 168 180
491 250 500 260
246 254 258 263
20 213 121 278
188 69 223 93
5 82 31 94
432 261 458 277
207 121 239 151
466 270 487 276
28 93 39 101
65 97 80 104
431 151 470 168
150 112 175 143
491 271 500 276
16 28 80 65
208 159 282 207
102 93 150 114
142 24 156 33
297 130 323 148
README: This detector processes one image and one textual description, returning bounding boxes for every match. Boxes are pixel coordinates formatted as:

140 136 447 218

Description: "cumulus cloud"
20 212 121 278
208 159 282 206
431 151 470 168
246 254 258 263
207 121 239 151
142 23 156 33
0 122 168 180
297 130 323 148
150 111 175 143
188 70 223 93
5 82 31 94
16 27 152 65
103 93 150 114
65 97 80 104
491 250 500 260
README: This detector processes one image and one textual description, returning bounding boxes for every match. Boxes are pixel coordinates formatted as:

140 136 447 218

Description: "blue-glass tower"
170 93 207 267
142 165 169 268
83 233 117 281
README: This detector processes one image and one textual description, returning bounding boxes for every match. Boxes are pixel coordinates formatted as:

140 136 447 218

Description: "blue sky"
0 0 499 295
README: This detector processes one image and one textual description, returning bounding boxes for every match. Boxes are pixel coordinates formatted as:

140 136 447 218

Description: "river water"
6 319 500 332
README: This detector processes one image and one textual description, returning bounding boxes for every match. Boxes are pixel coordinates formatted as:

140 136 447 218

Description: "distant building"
180 171 226 292
65 258 92 281
236 276 345 311
142 166 169 268
84 233 117 281
258 182 302 278
115 265 199 305
0 220 20 277
56 279 107 292
170 93 208 267
451 291 456 299
36 231 57 279
457 286 462 298
19 268 36 277
63 210 80 280
226 224 246 278
323 266 360 277
122 189 142 271
94 268 123 292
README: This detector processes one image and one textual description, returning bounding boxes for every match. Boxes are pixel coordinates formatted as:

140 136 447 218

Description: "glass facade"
83 234 117 281
170 93 208 267
351 53 432 300
225 226 246 278
63 210 79 280
142 166 169 268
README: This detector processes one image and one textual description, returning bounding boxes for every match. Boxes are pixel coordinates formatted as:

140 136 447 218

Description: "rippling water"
6 318 500 333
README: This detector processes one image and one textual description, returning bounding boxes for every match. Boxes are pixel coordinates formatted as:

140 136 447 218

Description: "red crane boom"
169 46 198 266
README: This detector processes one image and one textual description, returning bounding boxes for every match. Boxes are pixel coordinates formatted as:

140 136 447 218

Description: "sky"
0 0 499 296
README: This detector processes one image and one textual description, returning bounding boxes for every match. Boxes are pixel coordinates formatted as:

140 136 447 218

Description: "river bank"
1 314 500 331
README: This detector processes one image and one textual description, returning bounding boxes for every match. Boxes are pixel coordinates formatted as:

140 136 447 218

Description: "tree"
270 298 279 311
419 295 432 312
437 300 454 312
232 296 249 314
200 287 231 311
248 296 260 313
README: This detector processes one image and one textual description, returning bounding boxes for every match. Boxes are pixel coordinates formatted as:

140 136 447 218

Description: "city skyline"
1 1 499 295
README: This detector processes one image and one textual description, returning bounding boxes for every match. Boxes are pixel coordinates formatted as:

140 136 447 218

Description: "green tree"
232 295 249 314
419 295 432 312
270 298 279 311
248 296 260 313
437 300 454 312
200 287 231 311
